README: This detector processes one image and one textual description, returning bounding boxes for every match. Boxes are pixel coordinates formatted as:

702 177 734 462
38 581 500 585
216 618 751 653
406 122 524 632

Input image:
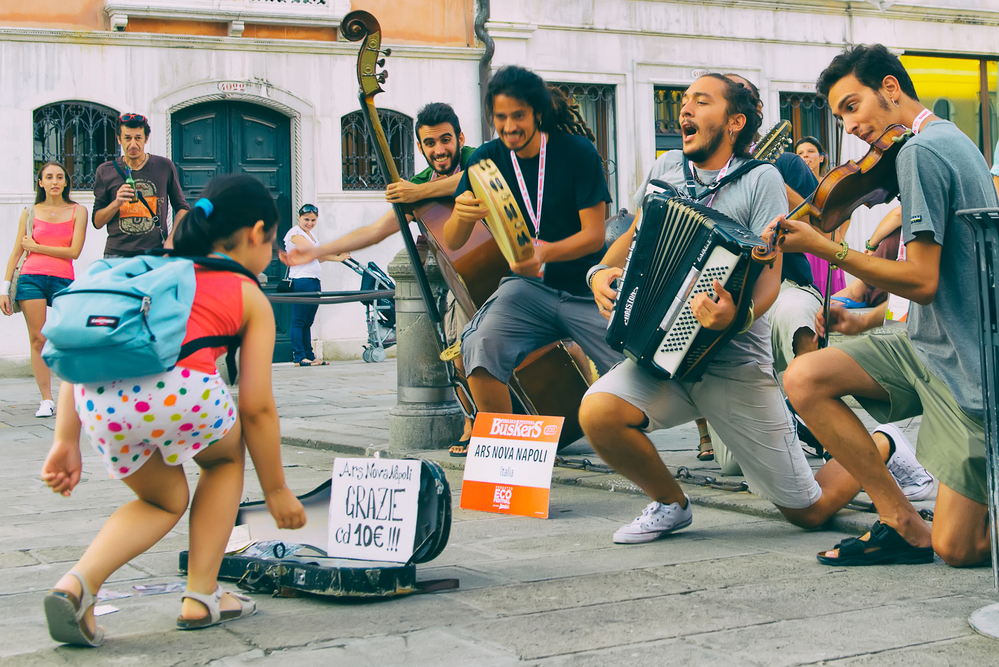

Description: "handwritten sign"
327 458 421 563
460 413 562 519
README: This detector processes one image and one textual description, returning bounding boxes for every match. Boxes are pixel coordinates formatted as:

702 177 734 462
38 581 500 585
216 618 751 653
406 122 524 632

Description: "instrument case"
179 459 455 598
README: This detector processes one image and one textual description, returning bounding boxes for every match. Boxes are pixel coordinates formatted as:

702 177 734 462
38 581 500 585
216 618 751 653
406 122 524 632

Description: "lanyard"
510 132 547 234
430 161 462 182
912 109 933 134
684 154 733 209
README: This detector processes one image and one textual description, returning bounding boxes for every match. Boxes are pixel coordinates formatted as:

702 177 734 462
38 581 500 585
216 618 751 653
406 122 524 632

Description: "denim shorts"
16 274 73 306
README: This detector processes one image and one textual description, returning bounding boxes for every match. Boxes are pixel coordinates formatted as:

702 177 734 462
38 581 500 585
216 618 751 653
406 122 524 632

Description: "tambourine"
468 159 535 265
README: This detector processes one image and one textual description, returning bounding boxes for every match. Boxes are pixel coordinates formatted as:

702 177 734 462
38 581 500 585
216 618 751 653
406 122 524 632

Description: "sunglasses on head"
299 204 319 216
119 113 148 124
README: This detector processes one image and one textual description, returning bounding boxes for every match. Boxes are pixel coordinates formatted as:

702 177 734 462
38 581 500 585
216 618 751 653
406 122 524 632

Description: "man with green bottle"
92 113 190 258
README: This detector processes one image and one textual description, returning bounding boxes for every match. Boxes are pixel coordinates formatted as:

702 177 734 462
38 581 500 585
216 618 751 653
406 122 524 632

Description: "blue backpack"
41 254 259 385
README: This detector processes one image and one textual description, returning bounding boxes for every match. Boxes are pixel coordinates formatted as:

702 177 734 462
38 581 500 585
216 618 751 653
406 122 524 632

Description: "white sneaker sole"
613 513 693 544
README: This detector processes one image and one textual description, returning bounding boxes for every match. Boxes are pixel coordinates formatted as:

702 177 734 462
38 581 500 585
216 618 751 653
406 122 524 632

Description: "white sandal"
176 585 257 630
43 570 105 647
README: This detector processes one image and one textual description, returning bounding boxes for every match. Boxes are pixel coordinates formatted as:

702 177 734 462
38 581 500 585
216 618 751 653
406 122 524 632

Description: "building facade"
1 0 997 370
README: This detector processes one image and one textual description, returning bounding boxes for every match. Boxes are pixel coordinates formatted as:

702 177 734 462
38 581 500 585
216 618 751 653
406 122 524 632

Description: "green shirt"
409 145 477 185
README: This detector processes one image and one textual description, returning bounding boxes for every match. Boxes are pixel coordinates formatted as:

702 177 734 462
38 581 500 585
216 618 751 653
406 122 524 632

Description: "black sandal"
816 521 933 566
448 439 470 457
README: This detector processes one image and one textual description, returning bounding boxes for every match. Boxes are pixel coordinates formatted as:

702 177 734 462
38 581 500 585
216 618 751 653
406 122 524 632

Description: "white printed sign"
327 458 421 563
460 413 562 518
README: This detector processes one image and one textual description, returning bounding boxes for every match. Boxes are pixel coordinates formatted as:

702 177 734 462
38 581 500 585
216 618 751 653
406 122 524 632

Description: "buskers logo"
492 485 513 510
489 417 544 439
86 315 120 329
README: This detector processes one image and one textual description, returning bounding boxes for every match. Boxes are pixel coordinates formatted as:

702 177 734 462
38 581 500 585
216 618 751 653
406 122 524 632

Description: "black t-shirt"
456 133 612 295
773 152 817 287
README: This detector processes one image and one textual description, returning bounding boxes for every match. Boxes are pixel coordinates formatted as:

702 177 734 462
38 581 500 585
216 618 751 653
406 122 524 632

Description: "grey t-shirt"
898 120 998 418
632 151 788 365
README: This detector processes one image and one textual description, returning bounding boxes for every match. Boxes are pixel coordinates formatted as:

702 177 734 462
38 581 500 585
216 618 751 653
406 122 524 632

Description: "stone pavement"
1 361 997 665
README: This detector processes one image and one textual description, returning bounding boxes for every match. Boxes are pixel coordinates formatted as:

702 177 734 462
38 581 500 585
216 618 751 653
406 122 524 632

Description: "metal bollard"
387 249 463 450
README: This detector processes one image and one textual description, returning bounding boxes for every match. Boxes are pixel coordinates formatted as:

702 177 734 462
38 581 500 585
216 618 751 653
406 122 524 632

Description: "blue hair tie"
194 198 214 218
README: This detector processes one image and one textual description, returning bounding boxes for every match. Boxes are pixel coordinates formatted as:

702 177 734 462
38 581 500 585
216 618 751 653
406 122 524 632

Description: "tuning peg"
380 48 392 56
376 72 389 83
377 58 385 67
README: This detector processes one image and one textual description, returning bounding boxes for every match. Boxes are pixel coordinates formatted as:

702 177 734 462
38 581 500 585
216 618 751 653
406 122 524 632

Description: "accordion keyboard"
653 245 741 374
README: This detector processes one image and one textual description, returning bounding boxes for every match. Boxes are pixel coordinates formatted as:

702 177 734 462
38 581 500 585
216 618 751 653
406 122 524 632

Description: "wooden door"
172 101 294 361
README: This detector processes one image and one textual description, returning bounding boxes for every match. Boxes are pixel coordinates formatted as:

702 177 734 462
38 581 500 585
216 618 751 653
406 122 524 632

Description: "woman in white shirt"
283 204 347 366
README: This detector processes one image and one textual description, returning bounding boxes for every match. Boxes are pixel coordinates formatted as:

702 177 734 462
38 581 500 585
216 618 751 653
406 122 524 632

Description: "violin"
753 123 913 263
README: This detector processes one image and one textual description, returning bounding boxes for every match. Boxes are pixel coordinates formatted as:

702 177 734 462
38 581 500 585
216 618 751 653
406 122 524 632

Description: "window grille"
779 92 839 165
33 101 119 190
553 82 619 215
341 109 414 190
654 87 685 155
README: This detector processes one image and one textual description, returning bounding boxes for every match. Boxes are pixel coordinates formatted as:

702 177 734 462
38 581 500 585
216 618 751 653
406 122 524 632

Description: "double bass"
341 12 590 448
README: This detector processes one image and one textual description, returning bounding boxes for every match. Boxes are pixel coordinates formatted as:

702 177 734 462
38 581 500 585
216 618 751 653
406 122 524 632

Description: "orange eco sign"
459 413 563 519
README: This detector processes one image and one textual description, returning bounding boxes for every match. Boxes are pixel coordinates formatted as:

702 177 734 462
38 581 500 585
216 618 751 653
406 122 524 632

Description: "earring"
729 129 734 141
891 97 900 108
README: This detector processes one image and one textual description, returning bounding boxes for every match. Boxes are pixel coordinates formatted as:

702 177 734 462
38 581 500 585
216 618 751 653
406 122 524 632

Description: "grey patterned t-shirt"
632 151 788 366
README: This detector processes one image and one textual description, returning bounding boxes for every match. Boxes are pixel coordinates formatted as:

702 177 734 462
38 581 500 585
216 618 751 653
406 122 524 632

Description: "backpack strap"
178 336 242 385
163 253 261 385
147 250 262 287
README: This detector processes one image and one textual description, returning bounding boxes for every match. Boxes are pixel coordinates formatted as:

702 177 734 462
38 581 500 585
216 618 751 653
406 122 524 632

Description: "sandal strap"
835 521 912 558
66 570 96 619
181 586 223 625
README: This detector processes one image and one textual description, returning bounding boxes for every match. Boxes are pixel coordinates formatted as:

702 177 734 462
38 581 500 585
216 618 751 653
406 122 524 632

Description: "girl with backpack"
1 161 88 417
39 174 306 647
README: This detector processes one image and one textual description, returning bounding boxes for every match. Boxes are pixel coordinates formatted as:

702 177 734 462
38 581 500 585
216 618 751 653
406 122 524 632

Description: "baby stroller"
341 258 396 362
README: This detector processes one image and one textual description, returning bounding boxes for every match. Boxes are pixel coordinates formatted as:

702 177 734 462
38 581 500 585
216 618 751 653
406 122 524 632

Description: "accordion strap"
682 156 769 203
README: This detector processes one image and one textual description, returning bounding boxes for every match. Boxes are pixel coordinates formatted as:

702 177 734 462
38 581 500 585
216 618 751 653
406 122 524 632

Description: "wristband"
585 264 611 290
865 238 880 252
1 281 9 294
831 239 849 269
263 483 288 497
738 299 756 335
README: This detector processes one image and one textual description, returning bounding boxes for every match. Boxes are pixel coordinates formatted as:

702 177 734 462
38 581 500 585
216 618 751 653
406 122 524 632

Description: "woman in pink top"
1 162 88 417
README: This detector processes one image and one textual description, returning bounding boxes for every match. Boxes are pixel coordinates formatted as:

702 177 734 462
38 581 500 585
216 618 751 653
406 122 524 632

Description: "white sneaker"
613 497 693 544
878 424 934 501
35 399 55 418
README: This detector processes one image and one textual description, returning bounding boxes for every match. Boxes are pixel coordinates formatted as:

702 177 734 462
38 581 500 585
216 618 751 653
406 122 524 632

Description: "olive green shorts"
836 332 987 505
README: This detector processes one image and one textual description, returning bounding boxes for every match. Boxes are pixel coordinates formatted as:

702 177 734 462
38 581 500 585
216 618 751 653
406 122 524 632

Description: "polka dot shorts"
74 366 237 479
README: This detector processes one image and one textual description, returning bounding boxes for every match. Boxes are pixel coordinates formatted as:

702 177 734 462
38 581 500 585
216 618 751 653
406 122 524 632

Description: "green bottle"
125 168 137 202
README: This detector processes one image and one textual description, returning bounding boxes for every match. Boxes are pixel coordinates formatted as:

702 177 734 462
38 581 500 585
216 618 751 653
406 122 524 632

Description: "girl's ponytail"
172 174 279 255
172 199 215 255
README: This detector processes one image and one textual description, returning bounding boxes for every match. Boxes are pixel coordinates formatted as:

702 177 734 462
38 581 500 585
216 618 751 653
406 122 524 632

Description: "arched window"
33 101 119 190
341 109 414 190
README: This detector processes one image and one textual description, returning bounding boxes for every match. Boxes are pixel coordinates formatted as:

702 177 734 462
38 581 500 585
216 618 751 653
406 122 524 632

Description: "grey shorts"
444 292 469 346
461 277 623 383
837 332 987 504
769 280 822 372
585 359 822 510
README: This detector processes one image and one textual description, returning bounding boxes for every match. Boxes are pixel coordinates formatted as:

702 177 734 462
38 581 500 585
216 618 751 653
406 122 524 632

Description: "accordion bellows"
606 195 768 382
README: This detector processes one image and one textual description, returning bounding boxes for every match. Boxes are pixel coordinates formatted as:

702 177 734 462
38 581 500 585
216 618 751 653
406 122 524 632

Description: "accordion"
605 194 769 381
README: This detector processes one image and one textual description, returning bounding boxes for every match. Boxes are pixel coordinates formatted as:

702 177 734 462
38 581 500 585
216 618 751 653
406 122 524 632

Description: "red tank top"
178 267 251 374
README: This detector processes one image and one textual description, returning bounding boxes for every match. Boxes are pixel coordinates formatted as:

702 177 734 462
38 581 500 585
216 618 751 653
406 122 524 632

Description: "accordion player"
605 192 771 382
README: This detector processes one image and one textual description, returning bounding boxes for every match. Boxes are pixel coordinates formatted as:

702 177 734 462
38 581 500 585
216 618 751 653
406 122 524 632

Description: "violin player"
780 44 997 567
